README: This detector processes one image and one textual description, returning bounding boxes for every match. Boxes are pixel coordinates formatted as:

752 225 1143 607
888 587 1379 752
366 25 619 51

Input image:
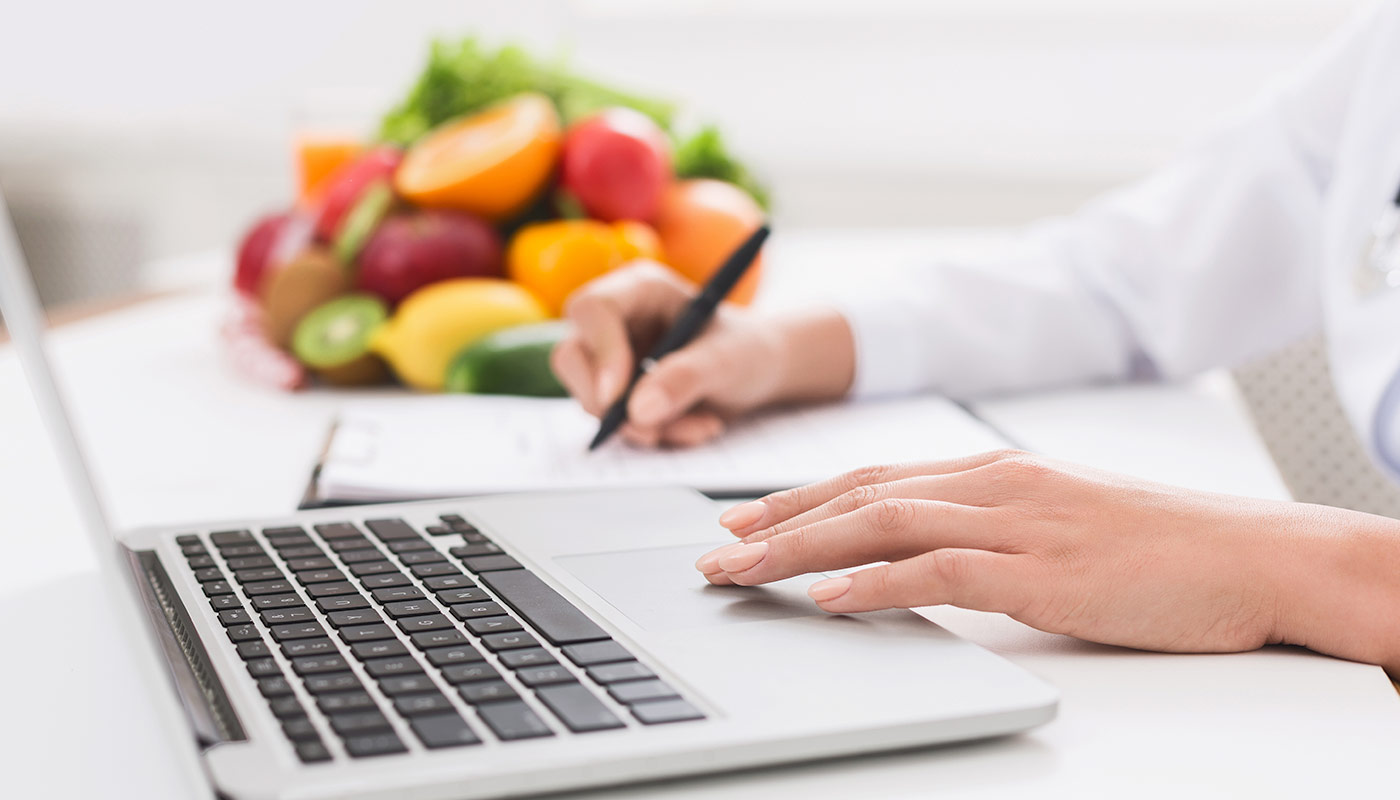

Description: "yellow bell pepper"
507 219 664 316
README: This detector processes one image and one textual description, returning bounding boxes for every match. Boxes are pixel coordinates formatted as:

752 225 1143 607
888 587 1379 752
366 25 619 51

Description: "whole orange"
653 179 765 305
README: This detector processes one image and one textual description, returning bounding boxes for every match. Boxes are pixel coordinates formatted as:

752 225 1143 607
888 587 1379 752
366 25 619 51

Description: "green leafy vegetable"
673 125 771 210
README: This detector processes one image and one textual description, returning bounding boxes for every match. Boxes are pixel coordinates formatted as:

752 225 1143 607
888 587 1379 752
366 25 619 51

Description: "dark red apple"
233 211 292 296
355 210 503 305
313 146 403 242
560 108 672 222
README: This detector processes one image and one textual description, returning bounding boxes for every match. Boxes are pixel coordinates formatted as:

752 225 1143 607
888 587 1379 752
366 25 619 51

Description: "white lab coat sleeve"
834 2 1388 400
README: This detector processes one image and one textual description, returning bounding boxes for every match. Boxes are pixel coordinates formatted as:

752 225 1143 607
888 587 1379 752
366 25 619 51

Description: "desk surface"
4 235 1399 798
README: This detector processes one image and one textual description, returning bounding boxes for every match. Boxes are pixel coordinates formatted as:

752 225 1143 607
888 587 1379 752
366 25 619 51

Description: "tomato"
560 108 672 222
653 179 765 305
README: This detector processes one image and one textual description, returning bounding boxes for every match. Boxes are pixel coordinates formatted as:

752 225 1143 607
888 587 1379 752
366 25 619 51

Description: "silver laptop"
0 194 1056 799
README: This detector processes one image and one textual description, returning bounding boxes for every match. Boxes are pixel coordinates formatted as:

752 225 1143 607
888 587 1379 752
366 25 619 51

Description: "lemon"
369 278 548 391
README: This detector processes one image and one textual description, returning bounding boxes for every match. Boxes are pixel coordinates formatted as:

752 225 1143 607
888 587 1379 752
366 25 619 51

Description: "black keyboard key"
269 695 304 719
217 609 251 626
235 640 270 660
631 699 705 725
350 640 409 660
365 518 420 541
306 582 357 598
425 525 453 536
246 658 282 678
449 543 503 559
424 645 484 667
263 525 307 539
410 712 481 748
462 555 521 573
440 663 499 684
349 561 399 577
394 693 454 717
192 567 225 583
303 672 362 695
316 594 370 613
326 609 383 628
203 581 234 597
439 514 467 525
252 594 304 610
259 607 315 625
280 638 338 658
225 555 274 570
607 679 680 705
327 537 374 553
338 549 385 565
316 691 376 714
211 530 255 547
295 569 345 584
328 710 392 735
399 550 447 566
285 557 334 571
475 701 553 740
411 563 460 578
360 573 413 589
423 574 474 590
436 587 489 605
269 534 314 550
460 532 490 544
535 683 626 732
465 617 522 636
339 624 395 643
457 681 518 705
410 630 469 650
271 622 327 642
480 632 538 652
313 522 363 540
219 545 265 558
186 555 216 569
586 661 655 684
244 579 295 597
291 654 349 675
343 732 407 758
181 544 209 558
448 601 504 620
378 674 437 696
176 534 201 546
277 546 324 559
295 740 332 763
479 570 608 646
363 656 424 678
258 676 294 697
386 539 432 554
562 640 632 667
499 648 557 670
372 587 424 604
396 615 452 634
515 665 574 687
234 568 284 584
209 595 242 611
382 599 437 618
226 625 261 643
281 715 319 741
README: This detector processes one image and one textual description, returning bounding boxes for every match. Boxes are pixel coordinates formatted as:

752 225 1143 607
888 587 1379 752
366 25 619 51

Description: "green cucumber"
444 321 569 397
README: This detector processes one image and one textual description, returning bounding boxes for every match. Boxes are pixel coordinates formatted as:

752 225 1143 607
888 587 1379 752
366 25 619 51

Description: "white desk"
4 243 1400 798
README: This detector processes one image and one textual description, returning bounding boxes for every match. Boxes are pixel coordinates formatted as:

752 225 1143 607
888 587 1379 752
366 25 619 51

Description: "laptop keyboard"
176 513 704 763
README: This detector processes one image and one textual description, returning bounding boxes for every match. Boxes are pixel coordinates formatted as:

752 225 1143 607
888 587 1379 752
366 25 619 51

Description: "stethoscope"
1361 181 1400 475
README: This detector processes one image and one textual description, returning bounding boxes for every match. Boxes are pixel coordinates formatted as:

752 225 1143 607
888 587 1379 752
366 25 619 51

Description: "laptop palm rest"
558 543 826 632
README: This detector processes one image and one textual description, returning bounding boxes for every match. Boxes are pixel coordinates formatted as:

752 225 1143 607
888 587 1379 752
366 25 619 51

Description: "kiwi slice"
334 179 395 265
291 293 389 370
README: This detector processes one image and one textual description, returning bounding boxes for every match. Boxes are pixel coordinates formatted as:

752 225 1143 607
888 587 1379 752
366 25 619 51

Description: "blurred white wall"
0 0 1367 304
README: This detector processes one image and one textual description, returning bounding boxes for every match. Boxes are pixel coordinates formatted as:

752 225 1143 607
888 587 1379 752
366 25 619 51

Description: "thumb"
809 549 1034 616
627 345 726 428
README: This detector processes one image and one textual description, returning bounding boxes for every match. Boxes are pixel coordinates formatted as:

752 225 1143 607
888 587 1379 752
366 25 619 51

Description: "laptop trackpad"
557 543 826 632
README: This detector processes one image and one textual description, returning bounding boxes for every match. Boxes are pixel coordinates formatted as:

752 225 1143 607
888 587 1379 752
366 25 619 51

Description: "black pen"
588 224 770 451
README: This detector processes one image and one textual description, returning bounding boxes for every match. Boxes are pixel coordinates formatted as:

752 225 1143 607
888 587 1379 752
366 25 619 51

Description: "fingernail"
808 576 852 602
629 385 668 425
695 543 741 573
718 500 766 529
717 541 769 573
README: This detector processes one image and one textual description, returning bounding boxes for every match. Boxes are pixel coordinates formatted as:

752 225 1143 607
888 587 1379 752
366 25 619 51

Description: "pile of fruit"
228 38 769 395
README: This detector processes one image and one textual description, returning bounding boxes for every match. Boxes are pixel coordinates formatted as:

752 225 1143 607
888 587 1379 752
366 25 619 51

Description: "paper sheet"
316 395 1010 502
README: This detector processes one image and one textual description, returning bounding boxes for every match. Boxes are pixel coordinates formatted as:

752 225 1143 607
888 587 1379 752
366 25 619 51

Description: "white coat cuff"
830 293 930 400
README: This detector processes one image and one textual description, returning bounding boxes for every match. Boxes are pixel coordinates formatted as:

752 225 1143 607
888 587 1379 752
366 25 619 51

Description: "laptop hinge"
128 548 247 749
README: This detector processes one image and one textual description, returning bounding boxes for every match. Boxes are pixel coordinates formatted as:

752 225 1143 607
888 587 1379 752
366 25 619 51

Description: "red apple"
355 210 503 305
560 108 671 222
233 211 292 296
313 146 403 242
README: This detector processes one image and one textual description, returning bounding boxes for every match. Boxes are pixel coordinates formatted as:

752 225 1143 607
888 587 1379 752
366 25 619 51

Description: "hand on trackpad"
557 543 827 632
